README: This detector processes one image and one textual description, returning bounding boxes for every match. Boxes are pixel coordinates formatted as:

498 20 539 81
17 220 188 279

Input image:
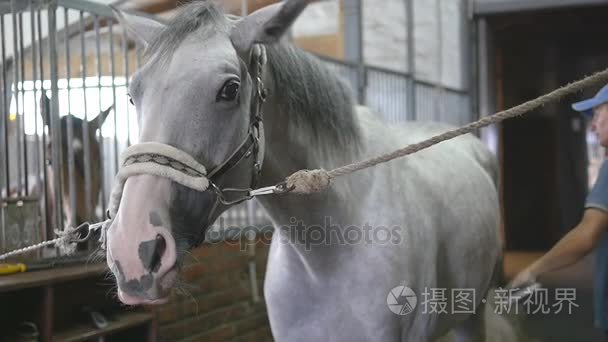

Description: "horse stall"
0 0 491 341
474 0 608 340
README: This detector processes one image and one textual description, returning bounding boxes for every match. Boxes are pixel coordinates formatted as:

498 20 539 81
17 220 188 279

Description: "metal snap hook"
249 181 295 197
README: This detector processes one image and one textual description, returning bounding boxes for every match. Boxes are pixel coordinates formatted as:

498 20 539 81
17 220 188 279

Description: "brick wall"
148 236 273 342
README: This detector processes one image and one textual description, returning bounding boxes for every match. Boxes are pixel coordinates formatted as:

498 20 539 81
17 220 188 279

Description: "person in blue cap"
511 84 608 335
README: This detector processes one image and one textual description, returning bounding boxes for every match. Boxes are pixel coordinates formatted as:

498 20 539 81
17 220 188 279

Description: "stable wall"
149 236 273 341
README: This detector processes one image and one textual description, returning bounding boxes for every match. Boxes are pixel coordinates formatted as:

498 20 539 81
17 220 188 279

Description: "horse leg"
452 250 505 342
452 301 486 342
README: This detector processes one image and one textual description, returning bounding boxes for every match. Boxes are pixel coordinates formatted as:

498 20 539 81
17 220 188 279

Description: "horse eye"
127 94 134 105
217 80 240 102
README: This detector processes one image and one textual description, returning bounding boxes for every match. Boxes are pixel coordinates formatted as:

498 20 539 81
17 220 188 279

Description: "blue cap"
572 84 608 116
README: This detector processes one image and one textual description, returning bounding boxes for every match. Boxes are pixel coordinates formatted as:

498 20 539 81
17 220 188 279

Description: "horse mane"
146 1 362 165
144 1 231 63
265 43 361 160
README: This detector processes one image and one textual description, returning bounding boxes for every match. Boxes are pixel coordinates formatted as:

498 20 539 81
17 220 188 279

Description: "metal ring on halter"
221 188 255 205
209 182 253 206
275 181 295 194
69 222 94 243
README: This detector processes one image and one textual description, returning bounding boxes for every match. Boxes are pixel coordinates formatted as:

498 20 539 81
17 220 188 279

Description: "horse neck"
255 45 363 229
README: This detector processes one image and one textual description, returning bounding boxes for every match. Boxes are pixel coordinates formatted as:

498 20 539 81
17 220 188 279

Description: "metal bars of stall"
319 56 471 125
0 0 131 255
79 10 93 222
11 0 23 198
48 0 63 234
0 14 9 202
93 13 106 216
29 0 46 240
64 7 76 226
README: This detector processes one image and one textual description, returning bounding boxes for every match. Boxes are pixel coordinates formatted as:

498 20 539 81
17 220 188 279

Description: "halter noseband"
106 45 288 227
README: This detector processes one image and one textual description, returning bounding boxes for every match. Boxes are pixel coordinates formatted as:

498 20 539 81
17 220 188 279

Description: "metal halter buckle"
211 181 294 206
249 181 294 196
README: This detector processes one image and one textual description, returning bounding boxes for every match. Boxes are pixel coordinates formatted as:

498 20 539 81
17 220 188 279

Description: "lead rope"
0 221 108 261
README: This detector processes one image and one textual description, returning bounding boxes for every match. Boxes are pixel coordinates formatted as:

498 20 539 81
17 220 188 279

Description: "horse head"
107 0 309 304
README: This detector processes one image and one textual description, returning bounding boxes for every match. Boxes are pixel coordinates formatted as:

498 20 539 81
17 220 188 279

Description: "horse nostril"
150 234 166 273
155 234 166 258
139 234 167 274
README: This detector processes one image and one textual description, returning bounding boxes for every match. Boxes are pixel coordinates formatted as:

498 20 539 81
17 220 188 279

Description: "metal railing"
0 0 136 256
320 55 472 126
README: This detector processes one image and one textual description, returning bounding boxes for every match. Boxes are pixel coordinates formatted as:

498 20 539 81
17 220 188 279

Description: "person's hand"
508 267 537 290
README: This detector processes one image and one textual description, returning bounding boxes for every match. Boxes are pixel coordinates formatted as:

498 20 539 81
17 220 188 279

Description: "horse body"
259 104 501 341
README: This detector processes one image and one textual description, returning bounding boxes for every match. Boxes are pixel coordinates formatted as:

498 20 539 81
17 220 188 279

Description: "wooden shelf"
53 311 153 342
0 261 156 341
0 263 107 293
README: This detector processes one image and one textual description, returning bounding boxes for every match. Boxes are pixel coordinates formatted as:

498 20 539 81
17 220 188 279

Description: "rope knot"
285 169 331 194
53 228 79 255
55 222 94 254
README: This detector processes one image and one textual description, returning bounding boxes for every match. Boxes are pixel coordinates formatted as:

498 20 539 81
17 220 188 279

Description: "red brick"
181 263 211 282
190 244 222 260
156 304 178 324
222 241 250 254
199 274 236 293
255 255 268 273
197 303 248 328
160 301 256 339
210 255 249 273
233 326 274 342
188 325 235 342
163 285 251 323
195 286 251 312
178 298 202 318
232 312 270 335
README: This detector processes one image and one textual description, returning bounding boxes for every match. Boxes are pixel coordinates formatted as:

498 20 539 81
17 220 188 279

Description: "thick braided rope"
285 67 608 194
0 238 64 261
0 221 107 261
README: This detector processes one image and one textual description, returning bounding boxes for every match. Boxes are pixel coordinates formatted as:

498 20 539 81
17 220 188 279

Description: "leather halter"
185 46 271 247
205 45 268 206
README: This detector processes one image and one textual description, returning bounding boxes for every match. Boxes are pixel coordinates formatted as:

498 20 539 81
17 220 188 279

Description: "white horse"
107 1 501 341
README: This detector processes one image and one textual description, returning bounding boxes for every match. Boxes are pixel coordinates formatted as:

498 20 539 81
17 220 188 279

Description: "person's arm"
510 208 608 288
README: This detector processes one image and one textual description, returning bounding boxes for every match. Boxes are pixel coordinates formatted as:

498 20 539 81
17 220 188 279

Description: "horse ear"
111 6 165 48
89 105 113 131
230 0 309 54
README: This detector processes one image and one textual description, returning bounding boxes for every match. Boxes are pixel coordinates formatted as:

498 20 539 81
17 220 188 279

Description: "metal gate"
322 55 472 126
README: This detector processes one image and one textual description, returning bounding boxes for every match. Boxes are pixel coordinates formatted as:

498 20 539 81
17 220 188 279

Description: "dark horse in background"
1 82 112 243
40 93 113 229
